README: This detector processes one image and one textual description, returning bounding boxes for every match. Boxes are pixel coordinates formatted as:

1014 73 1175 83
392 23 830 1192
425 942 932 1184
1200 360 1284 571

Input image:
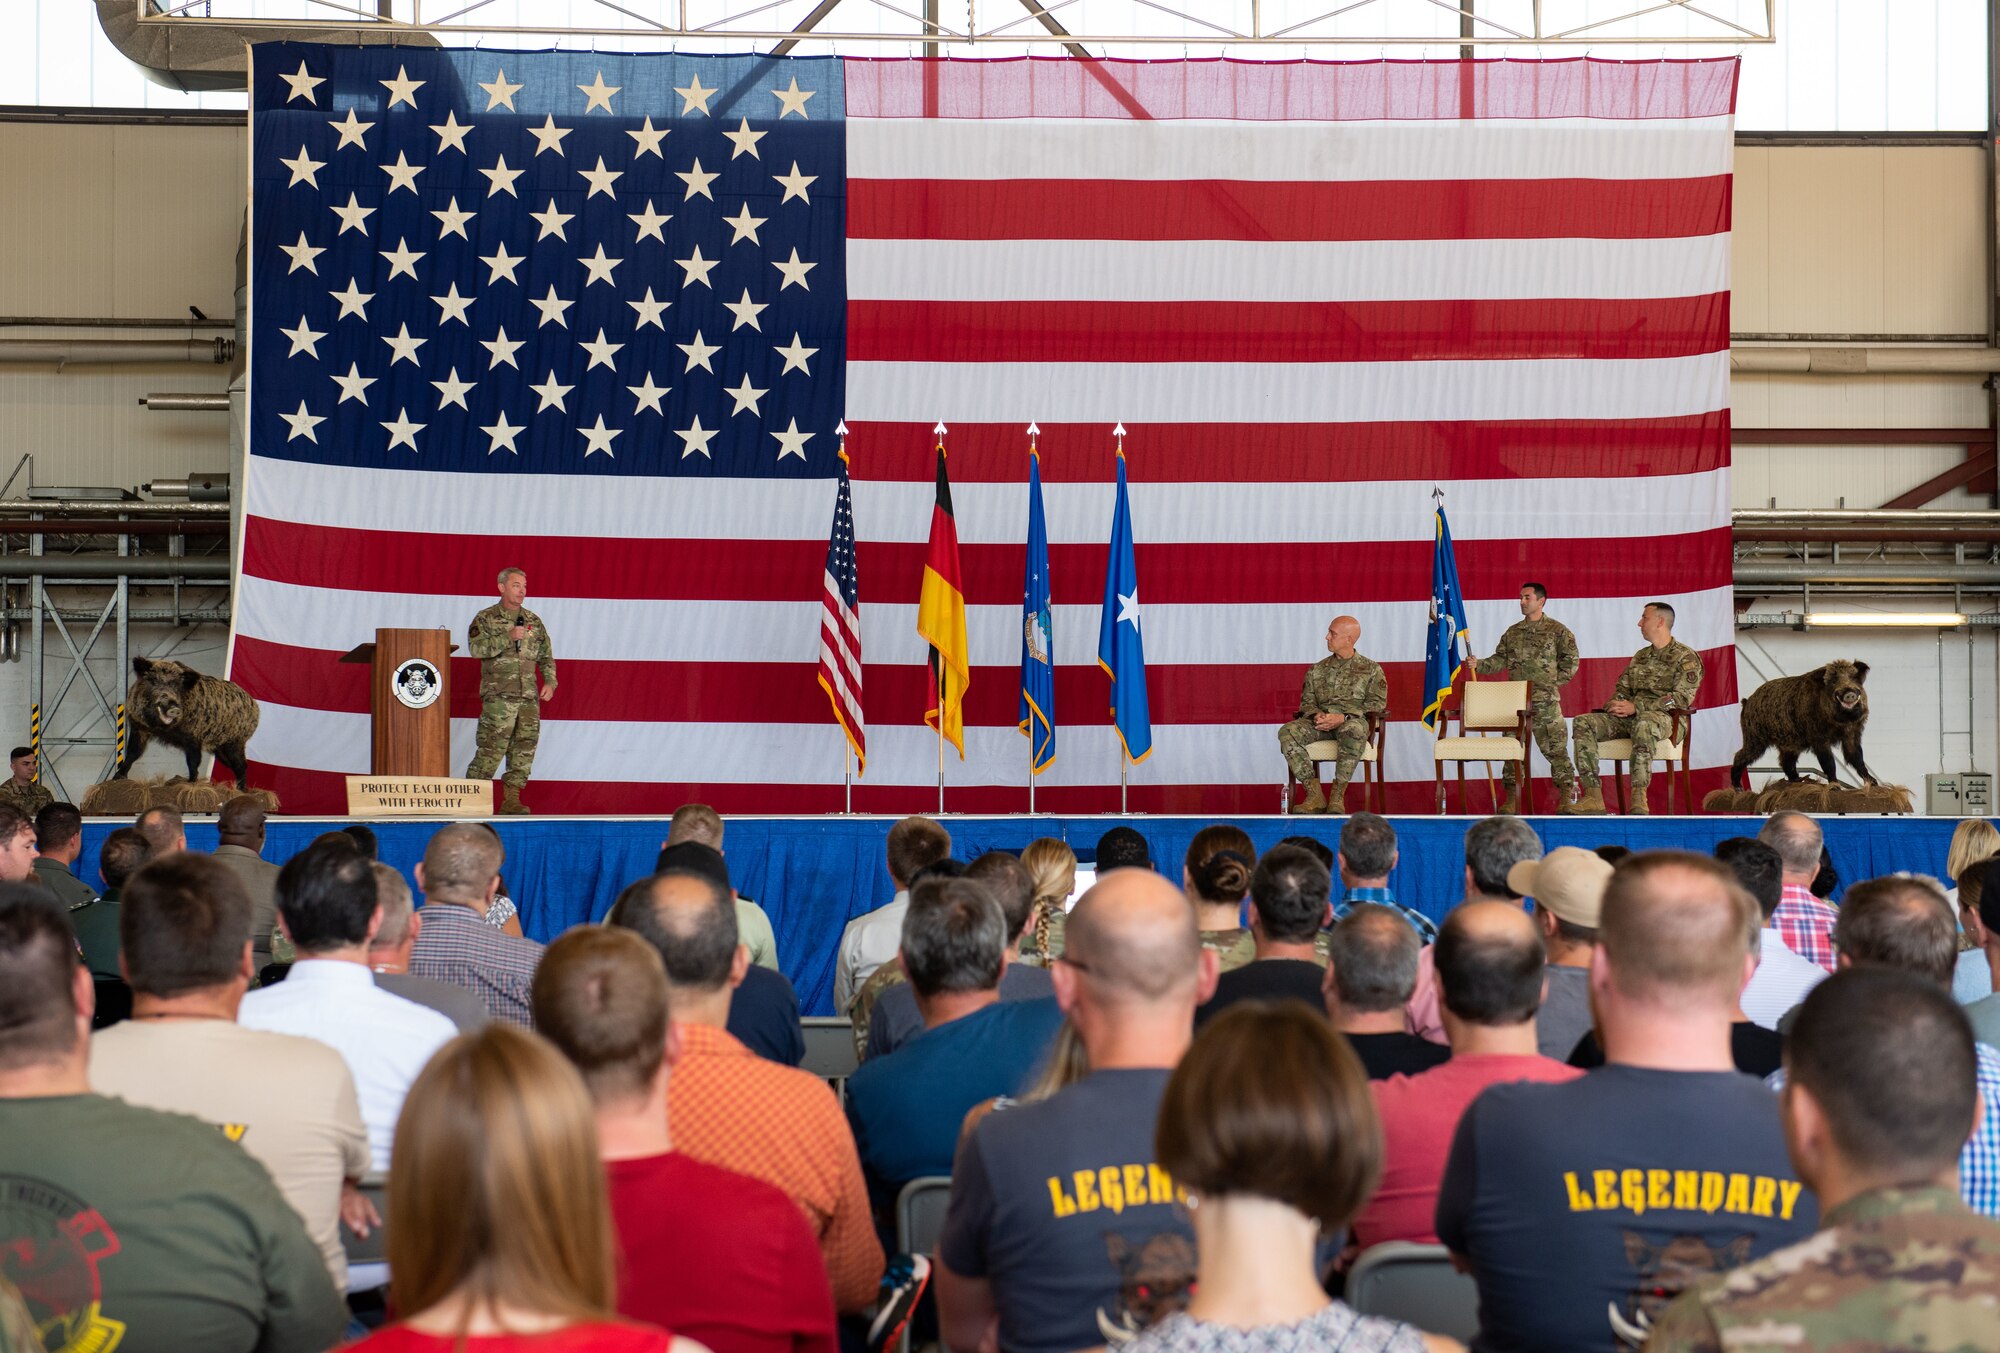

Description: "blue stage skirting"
75 814 1962 1016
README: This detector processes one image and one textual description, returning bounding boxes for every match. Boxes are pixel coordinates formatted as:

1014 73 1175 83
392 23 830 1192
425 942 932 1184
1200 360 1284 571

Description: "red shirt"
348 1321 671 1352
1354 1052 1583 1248
605 1152 839 1353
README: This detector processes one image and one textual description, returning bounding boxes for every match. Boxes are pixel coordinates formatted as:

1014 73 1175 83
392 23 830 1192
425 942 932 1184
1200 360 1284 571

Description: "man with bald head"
936 868 1218 1353
213 794 282 973
1436 853 1816 1352
609 867 883 1315
407 821 544 1027
1353 901 1581 1249
1758 811 1838 971
1279 613 1388 814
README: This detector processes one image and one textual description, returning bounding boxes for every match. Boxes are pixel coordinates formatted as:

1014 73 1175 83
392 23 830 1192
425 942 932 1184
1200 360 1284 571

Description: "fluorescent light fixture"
1805 612 1967 628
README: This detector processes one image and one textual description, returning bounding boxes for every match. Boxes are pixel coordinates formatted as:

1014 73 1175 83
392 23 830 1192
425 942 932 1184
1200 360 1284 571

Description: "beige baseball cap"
1507 846 1614 929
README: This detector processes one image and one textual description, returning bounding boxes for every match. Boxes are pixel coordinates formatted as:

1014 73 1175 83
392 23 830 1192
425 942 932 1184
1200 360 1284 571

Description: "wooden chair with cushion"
1431 679 1532 814
1593 703 1696 814
1279 710 1389 814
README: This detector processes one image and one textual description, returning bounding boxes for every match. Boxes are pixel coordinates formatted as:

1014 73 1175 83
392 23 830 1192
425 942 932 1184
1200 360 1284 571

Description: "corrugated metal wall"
0 122 243 491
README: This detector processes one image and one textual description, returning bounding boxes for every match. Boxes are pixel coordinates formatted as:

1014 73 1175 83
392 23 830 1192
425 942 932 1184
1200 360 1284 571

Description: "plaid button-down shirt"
1769 1042 2000 1218
407 901 545 1028
1336 886 1439 945
1772 885 1839 971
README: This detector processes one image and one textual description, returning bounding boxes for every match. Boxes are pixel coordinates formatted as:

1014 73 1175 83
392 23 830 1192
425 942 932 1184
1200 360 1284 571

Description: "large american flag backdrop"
235 47 1739 815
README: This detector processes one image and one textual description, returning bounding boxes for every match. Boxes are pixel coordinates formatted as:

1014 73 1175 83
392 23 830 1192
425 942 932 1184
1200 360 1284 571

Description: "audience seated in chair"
212 795 282 973
846 875 1063 1216
665 803 781 971
610 865 884 1314
1323 906 1450 1081
1354 901 1579 1251
240 835 459 1296
89 853 372 1293
67 825 148 980
863 851 1057 1061
133 804 186 857
1759 812 1839 972
407 822 545 1028
1126 1001 1458 1353
343 1025 700 1353
1336 814 1435 943
1715 836 1826 1032
1196 844 1332 1026
365 862 490 1033
0 804 38 884
658 842 805 1066
1406 817 1545 1045
1181 825 1258 972
836 816 953 1014
0 890 347 1351
534 926 838 1353
1650 968 2000 1351
31 801 96 910
1436 852 1816 1352
1809 875 2000 1218
935 867 1218 1353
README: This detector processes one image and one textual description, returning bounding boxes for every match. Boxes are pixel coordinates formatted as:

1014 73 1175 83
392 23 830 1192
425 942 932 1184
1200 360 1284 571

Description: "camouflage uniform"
1278 652 1389 790
1473 615 1580 795
0 778 52 819
1646 1186 2000 1353
1572 639 1702 793
465 602 557 790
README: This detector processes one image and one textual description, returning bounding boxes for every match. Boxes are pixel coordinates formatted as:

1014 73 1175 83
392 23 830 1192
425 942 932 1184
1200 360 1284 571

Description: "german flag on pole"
918 423 969 757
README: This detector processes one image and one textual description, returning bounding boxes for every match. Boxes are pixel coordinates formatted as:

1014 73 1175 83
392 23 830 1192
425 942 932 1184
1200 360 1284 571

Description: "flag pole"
1027 420 1039 819
841 419 854 815
1117 422 1128 816
936 665 945 813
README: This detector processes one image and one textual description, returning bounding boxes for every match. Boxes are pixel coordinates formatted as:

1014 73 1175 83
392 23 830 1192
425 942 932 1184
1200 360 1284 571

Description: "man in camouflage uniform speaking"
1646 967 2000 1353
1279 615 1387 815
1566 600 1701 816
465 567 556 815
1468 582 1580 814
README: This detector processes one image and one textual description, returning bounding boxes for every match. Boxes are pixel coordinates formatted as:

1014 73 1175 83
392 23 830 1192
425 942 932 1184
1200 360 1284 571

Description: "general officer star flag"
235 49 1739 814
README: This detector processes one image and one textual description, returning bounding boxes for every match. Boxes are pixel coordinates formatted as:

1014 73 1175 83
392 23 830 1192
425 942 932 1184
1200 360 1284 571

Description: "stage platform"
76 813 1957 1016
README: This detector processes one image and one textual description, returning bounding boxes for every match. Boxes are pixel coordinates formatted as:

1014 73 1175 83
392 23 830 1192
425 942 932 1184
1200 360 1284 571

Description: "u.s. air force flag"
1019 432 1056 773
1423 501 1471 732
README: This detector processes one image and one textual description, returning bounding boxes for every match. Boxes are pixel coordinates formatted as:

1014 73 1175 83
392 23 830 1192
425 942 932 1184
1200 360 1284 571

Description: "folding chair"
1431 680 1531 814
800 1016 858 1101
1346 1241 1480 1344
342 1171 390 1269
897 1177 955 1353
1596 704 1696 814
1279 710 1389 813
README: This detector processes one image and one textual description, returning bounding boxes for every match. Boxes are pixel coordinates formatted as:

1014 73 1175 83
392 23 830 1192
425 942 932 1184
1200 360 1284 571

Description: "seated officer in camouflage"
1469 582 1579 814
1279 615 1388 815
0 745 53 819
465 567 557 815
1647 967 2000 1353
1566 600 1701 816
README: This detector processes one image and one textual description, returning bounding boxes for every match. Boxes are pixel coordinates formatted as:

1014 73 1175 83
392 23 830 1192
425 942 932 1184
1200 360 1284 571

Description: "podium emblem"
392 658 443 709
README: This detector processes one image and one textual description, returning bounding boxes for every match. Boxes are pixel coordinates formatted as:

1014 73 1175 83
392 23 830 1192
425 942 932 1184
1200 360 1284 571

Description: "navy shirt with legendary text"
1434 1065 1816 1352
939 1068 1195 1353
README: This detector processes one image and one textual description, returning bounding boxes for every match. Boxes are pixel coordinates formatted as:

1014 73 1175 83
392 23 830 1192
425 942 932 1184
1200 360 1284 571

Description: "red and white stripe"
234 56 1739 815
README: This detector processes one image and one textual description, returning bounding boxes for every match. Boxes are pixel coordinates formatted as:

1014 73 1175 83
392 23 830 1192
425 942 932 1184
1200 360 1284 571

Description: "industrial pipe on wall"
139 393 231 412
0 556 228 579
1734 562 2000 586
1730 347 2000 375
0 338 232 365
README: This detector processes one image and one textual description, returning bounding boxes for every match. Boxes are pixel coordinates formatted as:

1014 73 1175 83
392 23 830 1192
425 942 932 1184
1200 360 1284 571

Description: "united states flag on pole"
234 50 1738 814
819 445 866 772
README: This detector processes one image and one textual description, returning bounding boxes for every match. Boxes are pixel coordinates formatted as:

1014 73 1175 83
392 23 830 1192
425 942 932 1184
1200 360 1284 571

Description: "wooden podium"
339 628 456 776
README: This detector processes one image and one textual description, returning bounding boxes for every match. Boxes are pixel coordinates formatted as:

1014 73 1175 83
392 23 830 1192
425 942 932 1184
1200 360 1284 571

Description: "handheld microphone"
514 612 525 654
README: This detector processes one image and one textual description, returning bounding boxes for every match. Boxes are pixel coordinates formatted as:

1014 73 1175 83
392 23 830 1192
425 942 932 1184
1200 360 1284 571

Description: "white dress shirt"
241 958 458 1290
834 891 908 1013
1739 928 1828 1031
